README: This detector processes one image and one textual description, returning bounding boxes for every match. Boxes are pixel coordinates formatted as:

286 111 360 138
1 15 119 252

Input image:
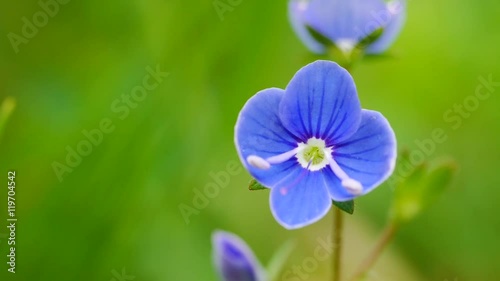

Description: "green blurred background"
1 0 499 280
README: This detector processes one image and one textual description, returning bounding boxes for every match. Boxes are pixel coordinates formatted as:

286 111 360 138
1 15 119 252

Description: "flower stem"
332 207 343 281
347 222 399 281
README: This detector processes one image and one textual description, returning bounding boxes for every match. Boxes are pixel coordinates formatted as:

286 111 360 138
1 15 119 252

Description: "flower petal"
288 0 327 54
302 0 387 45
212 231 266 281
270 170 331 229
280 60 361 144
235 88 299 187
366 0 406 54
326 109 396 201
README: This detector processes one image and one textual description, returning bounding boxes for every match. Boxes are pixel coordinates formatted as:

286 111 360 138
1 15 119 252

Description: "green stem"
332 207 343 281
347 222 399 281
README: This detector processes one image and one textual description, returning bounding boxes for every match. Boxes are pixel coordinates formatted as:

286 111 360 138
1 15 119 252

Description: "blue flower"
234 61 396 229
289 0 406 55
212 230 266 281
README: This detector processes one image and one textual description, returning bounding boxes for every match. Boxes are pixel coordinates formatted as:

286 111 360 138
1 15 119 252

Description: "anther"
246 148 301 170
328 156 364 195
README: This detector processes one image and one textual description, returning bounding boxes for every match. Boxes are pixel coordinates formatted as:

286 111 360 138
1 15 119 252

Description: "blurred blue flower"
235 61 396 229
212 230 266 281
289 0 406 55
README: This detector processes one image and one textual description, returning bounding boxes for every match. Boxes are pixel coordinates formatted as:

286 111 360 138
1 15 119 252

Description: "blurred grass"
1 0 499 280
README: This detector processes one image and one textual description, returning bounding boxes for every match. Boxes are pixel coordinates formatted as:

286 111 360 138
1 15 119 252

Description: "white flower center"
296 138 331 171
336 38 357 54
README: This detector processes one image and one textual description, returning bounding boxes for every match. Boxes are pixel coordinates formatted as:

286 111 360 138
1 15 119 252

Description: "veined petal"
302 0 387 45
366 0 407 54
270 170 331 229
280 60 361 144
326 109 396 201
212 231 266 281
235 88 300 187
289 0 327 54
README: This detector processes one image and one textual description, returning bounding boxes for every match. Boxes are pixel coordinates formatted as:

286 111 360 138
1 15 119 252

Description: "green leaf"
304 25 385 71
332 200 355 215
248 179 268 191
355 28 384 49
421 162 457 204
390 152 457 223
334 27 384 70
266 239 296 281
305 25 333 47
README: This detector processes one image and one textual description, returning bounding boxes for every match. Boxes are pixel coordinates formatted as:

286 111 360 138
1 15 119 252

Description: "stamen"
341 179 363 195
247 155 271 170
267 148 301 164
247 148 301 170
328 156 363 195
